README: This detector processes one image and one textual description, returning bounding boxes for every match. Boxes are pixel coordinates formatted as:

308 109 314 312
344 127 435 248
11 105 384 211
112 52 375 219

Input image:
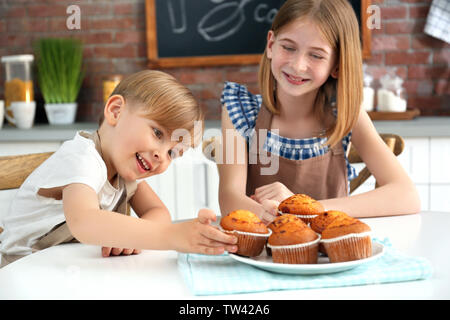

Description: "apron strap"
32 222 76 252
249 104 273 155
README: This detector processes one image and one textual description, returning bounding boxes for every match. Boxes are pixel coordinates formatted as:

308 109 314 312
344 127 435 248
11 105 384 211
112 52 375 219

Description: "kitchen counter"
0 117 449 141
0 211 448 300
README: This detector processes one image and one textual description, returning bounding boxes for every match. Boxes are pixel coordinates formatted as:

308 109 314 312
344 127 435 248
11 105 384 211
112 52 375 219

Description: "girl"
0 70 237 267
218 0 420 224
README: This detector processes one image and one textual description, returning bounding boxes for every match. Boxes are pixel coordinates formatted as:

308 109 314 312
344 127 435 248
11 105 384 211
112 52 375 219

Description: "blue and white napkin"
177 238 433 296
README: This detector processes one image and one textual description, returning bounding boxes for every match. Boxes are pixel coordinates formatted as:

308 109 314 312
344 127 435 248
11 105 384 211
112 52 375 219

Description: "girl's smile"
266 18 337 99
282 71 311 85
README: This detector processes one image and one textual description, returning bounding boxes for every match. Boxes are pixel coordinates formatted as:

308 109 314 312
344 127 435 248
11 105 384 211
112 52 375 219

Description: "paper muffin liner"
314 231 327 255
277 210 318 225
220 227 272 257
267 235 320 264
321 232 372 263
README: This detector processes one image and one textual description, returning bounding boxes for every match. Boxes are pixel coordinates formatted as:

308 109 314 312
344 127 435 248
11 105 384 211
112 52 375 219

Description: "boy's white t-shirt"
0 131 125 257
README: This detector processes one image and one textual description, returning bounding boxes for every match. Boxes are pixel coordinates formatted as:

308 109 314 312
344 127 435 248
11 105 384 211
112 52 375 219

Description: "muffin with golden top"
278 194 324 224
321 214 372 263
310 210 350 234
310 210 350 255
220 210 271 257
267 214 320 264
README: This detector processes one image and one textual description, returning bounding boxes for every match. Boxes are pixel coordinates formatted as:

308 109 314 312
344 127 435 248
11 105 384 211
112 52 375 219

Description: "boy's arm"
130 181 172 224
63 183 172 250
63 183 237 254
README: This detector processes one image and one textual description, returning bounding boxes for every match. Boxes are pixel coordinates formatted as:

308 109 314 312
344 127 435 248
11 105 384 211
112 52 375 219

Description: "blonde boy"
0 70 237 267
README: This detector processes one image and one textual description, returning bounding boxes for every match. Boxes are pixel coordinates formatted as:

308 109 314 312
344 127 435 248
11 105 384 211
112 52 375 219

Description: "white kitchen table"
0 211 449 300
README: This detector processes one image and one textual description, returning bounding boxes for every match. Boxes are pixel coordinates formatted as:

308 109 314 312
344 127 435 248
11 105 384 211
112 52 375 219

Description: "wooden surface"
0 152 53 190
368 109 421 121
349 134 404 193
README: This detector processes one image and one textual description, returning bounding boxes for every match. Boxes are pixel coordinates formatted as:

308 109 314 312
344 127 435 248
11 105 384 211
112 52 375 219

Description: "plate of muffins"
220 194 384 275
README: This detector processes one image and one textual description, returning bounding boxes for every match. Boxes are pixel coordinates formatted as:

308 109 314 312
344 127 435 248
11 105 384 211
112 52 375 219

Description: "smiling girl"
218 0 420 223
0 70 237 267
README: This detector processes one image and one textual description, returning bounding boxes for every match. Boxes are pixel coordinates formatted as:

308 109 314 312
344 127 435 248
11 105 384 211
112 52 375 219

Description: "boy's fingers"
122 248 134 255
197 208 217 224
102 247 112 257
201 226 237 244
225 245 238 253
111 247 123 256
203 246 225 255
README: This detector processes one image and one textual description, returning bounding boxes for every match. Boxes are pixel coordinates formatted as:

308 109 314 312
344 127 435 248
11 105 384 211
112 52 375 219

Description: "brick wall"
0 0 448 123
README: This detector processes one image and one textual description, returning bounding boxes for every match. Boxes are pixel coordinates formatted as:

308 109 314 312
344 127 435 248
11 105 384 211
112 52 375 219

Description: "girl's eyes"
281 45 324 60
153 128 163 139
281 45 295 52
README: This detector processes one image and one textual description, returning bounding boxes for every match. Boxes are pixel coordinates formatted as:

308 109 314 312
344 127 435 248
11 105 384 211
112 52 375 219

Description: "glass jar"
103 75 123 103
1 54 34 124
377 73 407 112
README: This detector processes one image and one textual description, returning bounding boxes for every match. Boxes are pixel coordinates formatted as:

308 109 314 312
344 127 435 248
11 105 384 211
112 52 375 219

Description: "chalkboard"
145 0 372 68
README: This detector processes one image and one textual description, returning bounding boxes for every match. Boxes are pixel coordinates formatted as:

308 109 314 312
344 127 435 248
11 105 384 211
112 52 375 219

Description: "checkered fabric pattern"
220 81 357 181
177 238 433 296
424 0 450 44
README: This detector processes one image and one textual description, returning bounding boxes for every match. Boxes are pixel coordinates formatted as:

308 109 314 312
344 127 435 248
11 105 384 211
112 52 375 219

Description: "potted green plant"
35 38 84 125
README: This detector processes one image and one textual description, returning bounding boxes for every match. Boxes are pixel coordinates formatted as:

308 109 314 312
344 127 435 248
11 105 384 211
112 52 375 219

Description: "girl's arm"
320 108 421 217
62 183 237 254
217 107 275 223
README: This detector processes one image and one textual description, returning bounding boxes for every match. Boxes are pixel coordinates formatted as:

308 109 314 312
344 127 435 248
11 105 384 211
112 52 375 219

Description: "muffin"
321 215 372 263
267 214 320 264
220 210 271 257
310 210 350 255
278 194 324 224
266 214 299 256
310 210 350 234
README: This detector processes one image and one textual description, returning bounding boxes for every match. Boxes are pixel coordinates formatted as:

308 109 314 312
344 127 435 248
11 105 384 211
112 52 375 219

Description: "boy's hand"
251 182 294 204
173 209 238 255
102 247 141 257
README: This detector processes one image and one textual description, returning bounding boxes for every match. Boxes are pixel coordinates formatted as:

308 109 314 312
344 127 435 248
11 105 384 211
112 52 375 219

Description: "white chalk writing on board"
166 0 277 42
167 0 187 34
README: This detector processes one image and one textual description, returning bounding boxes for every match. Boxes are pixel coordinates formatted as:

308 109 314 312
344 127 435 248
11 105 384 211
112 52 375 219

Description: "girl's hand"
172 209 238 255
251 182 294 204
259 199 280 225
102 247 141 257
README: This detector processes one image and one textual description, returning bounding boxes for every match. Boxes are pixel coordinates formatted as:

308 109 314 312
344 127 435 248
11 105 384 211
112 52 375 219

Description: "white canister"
362 87 375 112
377 74 407 112
362 66 374 112
0 100 4 129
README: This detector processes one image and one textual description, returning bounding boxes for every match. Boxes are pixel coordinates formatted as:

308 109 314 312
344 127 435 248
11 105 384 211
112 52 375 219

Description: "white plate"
229 241 384 275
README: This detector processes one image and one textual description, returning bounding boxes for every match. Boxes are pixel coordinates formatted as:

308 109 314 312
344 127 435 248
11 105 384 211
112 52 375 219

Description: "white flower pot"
45 103 77 125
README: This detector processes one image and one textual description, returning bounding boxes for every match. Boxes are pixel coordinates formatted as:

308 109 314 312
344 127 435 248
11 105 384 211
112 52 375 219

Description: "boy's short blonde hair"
101 70 204 147
259 0 363 147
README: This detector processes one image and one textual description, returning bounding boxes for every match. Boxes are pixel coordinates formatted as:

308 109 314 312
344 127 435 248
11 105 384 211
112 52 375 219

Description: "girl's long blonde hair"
106 70 204 148
258 0 363 147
